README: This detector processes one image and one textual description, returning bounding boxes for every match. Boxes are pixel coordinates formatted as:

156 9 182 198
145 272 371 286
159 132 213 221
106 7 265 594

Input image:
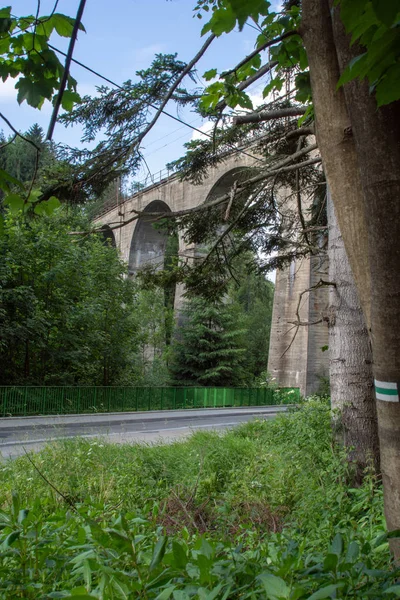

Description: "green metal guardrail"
0 386 300 417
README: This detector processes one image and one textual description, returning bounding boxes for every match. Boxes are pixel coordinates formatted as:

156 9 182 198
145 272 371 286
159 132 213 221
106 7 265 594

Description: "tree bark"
327 189 379 474
301 0 371 329
329 2 400 558
302 0 400 557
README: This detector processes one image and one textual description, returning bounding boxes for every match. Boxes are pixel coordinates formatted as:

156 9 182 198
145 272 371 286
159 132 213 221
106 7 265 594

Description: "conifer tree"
170 296 247 387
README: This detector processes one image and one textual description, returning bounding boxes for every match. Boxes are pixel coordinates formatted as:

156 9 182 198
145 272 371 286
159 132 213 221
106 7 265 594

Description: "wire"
47 43 265 164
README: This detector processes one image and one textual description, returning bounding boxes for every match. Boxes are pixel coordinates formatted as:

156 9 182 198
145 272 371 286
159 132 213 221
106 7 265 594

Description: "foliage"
0 209 139 385
130 287 173 387
57 54 200 202
195 0 400 110
170 295 248 386
0 5 83 220
0 399 399 598
229 259 275 379
0 7 82 110
0 124 58 198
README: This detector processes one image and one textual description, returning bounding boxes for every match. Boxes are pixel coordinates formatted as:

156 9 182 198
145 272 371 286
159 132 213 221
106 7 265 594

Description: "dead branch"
224 180 237 221
281 279 336 358
286 125 315 140
233 106 307 126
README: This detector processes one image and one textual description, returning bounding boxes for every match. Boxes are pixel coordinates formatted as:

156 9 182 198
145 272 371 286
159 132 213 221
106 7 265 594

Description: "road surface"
0 406 289 459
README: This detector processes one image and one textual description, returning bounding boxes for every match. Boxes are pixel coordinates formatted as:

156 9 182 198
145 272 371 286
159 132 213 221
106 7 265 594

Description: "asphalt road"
0 406 289 459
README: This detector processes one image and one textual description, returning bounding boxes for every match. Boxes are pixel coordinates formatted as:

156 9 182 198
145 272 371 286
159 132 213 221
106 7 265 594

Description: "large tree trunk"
300 0 371 329
302 0 400 558
329 4 400 557
327 189 379 474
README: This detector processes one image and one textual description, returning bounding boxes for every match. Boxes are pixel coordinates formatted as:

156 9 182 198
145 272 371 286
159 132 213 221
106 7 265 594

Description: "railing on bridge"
0 386 300 417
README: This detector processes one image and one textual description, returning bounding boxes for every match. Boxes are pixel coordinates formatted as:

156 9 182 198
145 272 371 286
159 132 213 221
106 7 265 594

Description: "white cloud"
191 120 214 141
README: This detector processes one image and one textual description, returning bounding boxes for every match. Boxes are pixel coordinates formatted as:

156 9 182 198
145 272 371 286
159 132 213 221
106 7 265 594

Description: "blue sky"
3 1 269 178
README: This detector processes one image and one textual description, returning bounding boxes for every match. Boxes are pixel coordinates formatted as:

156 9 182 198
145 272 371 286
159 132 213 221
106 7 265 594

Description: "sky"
2 0 270 180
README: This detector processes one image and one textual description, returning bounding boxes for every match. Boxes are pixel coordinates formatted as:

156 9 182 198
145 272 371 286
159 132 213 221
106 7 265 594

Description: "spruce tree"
170 296 247 387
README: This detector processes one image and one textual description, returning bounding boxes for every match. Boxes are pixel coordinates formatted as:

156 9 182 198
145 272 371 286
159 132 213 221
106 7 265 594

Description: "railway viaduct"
93 150 329 396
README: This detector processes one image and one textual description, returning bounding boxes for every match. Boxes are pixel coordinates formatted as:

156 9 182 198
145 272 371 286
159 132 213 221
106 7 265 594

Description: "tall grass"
0 398 398 598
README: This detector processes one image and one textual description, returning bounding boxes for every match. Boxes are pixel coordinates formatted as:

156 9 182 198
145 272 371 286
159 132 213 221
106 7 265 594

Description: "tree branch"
281 279 336 358
70 152 321 235
46 0 87 141
215 60 278 112
233 105 307 125
135 33 216 148
0 112 41 152
222 31 297 77
286 125 315 140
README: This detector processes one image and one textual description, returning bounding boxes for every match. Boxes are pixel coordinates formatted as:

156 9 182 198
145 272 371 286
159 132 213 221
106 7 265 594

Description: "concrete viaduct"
93 149 329 396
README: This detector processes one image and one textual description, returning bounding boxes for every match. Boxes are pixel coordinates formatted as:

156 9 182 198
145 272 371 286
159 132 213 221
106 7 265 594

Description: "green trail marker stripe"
375 380 399 402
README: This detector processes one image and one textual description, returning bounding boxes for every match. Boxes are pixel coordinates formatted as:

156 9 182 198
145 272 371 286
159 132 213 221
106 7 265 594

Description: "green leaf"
308 583 345 600
371 0 400 27
61 90 81 111
258 573 290 599
323 553 338 572
236 92 253 110
207 6 236 36
384 586 400 596
149 535 168 572
4 193 25 214
330 533 343 556
34 196 61 216
203 69 217 81
345 540 359 562
172 540 188 568
51 13 86 37
15 78 45 108
155 587 176 600
2 530 20 547
0 169 24 193
0 5 11 33
376 64 400 106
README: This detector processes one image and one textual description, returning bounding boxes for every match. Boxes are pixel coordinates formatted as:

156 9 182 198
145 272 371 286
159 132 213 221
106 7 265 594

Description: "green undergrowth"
0 398 399 598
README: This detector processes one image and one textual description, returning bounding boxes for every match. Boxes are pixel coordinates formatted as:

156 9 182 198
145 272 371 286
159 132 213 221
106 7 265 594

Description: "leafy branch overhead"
0 6 83 109
0 5 85 220
196 0 400 113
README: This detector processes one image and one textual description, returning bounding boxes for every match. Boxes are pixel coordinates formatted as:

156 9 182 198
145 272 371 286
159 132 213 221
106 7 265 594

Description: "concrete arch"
99 224 116 248
128 199 172 274
204 165 254 205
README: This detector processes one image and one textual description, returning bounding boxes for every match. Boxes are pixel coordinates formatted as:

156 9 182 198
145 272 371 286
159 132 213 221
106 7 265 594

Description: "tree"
170 295 247 387
327 189 379 474
0 124 57 191
190 0 400 556
0 5 83 220
0 209 139 386
229 262 275 381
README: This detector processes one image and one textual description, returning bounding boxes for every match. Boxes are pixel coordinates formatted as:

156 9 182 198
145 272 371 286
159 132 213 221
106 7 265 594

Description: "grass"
0 398 399 599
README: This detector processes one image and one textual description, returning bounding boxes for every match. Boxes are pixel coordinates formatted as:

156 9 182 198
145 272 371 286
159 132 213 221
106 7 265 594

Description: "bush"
0 399 398 598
